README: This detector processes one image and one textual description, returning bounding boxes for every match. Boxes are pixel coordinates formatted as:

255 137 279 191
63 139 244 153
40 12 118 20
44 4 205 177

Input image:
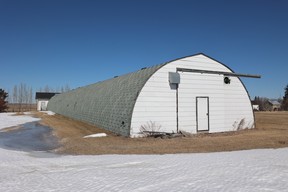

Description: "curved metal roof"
47 64 164 136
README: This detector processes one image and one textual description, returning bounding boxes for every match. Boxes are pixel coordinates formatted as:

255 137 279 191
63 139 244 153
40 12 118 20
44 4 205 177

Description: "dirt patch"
34 111 288 155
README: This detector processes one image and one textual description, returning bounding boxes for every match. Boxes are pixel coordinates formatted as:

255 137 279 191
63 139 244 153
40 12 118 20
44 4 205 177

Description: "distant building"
252 105 259 111
35 92 59 111
268 100 281 111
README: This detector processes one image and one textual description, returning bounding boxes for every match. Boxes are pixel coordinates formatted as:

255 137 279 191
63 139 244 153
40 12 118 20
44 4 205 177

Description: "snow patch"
40 111 55 115
83 133 107 138
0 113 40 130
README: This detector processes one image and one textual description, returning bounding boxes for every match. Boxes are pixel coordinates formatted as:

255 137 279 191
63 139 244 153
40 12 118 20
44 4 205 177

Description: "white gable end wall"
130 55 254 137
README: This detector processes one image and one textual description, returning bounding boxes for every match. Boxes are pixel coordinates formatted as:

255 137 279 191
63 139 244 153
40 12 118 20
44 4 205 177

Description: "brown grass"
34 111 288 155
6 103 36 112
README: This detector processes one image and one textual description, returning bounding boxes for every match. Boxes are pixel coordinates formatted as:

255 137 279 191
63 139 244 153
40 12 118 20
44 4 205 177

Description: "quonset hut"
47 53 259 137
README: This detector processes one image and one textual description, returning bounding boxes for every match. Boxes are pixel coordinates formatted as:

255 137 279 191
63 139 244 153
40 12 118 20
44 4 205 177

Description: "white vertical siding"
130 54 254 137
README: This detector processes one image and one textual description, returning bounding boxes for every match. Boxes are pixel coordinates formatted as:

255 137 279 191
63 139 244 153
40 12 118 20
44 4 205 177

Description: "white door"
41 101 46 111
196 97 209 132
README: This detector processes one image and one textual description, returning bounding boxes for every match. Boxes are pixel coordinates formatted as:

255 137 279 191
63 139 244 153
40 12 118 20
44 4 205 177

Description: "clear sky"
0 0 287 99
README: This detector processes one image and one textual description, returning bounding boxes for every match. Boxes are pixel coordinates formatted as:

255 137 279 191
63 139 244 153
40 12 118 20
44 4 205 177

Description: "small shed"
268 100 281 111
252 105 260 111
47 53 259 137
35 92 59 111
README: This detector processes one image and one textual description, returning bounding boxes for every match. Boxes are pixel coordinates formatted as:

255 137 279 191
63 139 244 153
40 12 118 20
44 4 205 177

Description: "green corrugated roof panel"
47 64 164 136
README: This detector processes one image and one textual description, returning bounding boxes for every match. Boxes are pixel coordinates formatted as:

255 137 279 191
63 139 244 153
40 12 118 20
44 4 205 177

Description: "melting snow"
0 113 288 191
40 111 55 115
0 113 40 130
83 133 107 138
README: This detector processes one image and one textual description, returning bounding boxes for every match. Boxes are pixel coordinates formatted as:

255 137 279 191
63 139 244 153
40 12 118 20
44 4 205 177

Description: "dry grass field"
35 111 288 155
6 104 36 112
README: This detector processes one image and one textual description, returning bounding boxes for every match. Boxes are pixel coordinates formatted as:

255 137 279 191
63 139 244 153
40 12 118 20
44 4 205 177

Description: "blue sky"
0 0 287 99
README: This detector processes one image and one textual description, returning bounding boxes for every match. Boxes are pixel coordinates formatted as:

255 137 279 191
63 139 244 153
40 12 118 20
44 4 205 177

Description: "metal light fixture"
224 76 231 84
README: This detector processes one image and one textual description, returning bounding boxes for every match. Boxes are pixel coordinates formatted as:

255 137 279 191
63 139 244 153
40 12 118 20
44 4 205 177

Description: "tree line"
0 84 71 112
1 84 288 113
252 85 288 111
37 84 71 93
6 84 71 104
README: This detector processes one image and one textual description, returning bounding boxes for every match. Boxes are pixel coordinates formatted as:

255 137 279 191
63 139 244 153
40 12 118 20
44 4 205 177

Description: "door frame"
196 96 210 132
41 101 46 111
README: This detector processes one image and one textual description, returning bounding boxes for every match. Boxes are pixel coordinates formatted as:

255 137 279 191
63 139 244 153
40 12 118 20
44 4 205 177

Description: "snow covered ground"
0 112 288 192
0 113 40 130
1 147 288 192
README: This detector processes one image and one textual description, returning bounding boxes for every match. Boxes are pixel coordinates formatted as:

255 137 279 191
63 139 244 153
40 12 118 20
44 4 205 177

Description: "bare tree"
23 83 28 104
6 88 12 103
64 84 70 92
39 84 71 93
44 85 50 92
28 86 33 110
55 86 60 93
13 85 18 103
13 83 31 111
18 83 24 111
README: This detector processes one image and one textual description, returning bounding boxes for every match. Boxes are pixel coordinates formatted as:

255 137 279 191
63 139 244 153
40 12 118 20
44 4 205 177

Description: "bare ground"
34 111 288 155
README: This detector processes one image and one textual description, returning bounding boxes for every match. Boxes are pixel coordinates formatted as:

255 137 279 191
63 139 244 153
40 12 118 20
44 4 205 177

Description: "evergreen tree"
282 84 288 110
0 88 8 112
